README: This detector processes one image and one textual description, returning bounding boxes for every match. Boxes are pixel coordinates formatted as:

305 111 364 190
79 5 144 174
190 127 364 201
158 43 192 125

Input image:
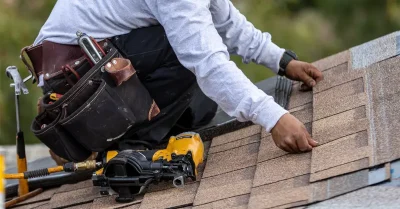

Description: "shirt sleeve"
146 0 288 132
210 0 285 73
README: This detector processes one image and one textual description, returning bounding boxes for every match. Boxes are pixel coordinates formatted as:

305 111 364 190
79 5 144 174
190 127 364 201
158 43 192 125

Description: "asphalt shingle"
311 131 370 175
210 125 261 147
253 153 311 187
208 134 260 155
47 186 101 208
193 167 255 206
257 135 288 163
312 106 369 145
310 158 369 182
192 194 249 209
366 56 400 165
312 50 349 72
139 183 199 209
313 78 367 121
202 142 259 178
288 83 313 110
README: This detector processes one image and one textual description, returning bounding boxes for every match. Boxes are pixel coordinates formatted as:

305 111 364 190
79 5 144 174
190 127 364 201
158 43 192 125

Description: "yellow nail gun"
92 132 204 203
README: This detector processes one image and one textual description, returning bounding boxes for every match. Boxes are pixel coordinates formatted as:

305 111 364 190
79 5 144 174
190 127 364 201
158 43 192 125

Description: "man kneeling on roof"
29 0 323 161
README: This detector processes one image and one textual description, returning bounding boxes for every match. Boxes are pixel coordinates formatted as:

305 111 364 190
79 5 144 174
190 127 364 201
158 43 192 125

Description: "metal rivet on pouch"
75 61 80 65
101 66 105 72
88 80 93 85
106 63 112 68
112 60 117 65
45 73 50 77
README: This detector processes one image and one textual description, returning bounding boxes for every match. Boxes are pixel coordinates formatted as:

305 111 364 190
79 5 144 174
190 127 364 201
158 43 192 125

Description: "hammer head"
6 66 29 95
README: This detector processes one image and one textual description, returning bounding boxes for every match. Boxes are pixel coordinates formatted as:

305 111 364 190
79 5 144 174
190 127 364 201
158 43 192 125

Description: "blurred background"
1 0 400 145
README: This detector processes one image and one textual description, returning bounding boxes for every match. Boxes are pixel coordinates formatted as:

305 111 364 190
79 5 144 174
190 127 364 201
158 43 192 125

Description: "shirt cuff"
253 98 289 132
257 37 285 74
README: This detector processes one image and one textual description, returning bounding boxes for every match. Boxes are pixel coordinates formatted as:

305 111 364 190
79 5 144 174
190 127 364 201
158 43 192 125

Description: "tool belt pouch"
31 45 160 162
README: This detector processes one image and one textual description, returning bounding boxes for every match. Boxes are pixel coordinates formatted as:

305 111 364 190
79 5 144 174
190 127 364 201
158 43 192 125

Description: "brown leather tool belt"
23 40 160 162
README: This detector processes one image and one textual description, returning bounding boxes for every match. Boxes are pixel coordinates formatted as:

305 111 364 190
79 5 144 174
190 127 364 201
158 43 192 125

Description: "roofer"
28 0 323 159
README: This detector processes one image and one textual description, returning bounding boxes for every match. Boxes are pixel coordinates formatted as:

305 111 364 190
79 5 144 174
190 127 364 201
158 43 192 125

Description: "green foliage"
1 0 400 144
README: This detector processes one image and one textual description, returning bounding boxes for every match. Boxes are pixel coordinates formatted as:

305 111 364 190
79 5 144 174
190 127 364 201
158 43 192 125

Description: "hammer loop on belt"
20 46 37 83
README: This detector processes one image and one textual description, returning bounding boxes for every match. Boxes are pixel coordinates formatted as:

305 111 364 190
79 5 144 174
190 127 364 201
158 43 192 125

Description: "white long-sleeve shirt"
34 0 288 132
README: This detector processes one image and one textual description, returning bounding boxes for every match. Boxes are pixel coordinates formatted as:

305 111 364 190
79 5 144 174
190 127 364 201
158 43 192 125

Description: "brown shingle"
208 134 260 154
192 194 249 209
366 56 400 165
316 78 364 101
11 201 49 209
310 158 369 182
253 174 310 193
90 195 143 209
311 131 370 174
313 63 364 94
313 78 366 120
202 142 259 178
47 186 101 208
291 103 313 124
312 106 368 145
309 181 328 202
55 179 93 194
139 183 198 209
66 202 93 209
120 204 141 209
312 50 349 72
193 167 255 206
288 84 313 110
210 125 261 147
257 135 287 163
253 153 311 187
315 92 367 121
326 169 369 198
261 128 270 138
269 201 309 209
248 185 309 209
249 175 310 208
14 188 57 206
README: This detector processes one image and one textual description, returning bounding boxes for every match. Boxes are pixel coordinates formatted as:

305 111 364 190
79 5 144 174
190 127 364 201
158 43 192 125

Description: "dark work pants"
109 25 218 150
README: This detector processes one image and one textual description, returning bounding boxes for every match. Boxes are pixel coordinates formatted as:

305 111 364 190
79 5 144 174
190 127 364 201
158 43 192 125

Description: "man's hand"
285 60 324 91
271 113 318 153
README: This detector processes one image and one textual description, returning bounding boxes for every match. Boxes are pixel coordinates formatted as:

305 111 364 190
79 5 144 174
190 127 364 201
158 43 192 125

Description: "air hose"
4 160 101 179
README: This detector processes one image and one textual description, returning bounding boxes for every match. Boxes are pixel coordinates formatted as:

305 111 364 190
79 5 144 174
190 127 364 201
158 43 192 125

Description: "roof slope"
9 31 400 209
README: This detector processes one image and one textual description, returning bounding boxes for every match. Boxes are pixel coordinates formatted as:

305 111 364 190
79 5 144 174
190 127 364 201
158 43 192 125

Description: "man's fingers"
299 68 316 88
284 138 301 153
300 83 312 91
309 65 324 83
277 143 294 153
307 137 319 147
295 134 312 152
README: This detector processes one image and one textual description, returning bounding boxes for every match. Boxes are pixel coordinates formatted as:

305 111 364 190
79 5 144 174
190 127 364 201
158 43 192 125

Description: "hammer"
5 66 32 196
